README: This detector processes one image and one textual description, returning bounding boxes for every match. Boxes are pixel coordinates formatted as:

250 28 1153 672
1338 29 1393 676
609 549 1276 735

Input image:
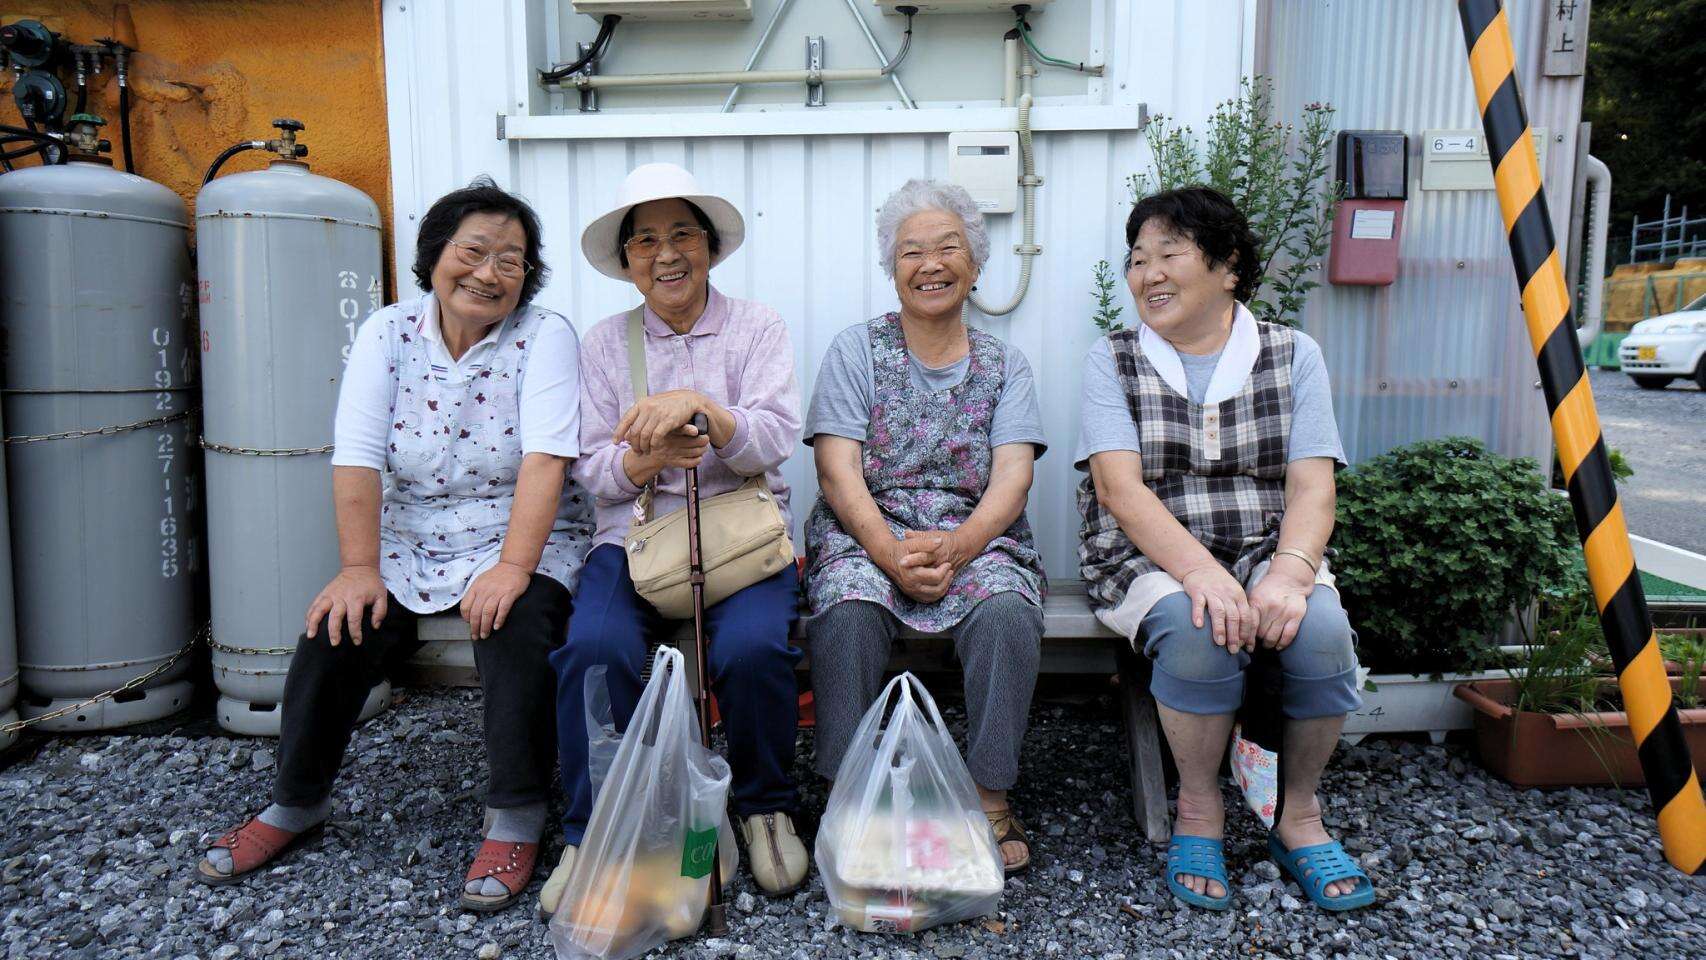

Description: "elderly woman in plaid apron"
1078 187 1373 912
804 179 1049 874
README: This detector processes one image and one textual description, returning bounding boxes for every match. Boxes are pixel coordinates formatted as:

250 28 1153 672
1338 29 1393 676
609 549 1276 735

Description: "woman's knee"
1141 592 1246 714
958 594 1042 670
1278 590 1362 719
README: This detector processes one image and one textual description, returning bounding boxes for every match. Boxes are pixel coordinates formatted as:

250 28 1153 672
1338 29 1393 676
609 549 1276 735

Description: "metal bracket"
576 40 601 114
805 36 825 108
496 112 506 140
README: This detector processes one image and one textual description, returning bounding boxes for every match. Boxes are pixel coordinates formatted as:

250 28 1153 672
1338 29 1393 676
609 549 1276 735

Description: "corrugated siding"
1261 0 1583 469
383 1 1590 579
382 0 1250 576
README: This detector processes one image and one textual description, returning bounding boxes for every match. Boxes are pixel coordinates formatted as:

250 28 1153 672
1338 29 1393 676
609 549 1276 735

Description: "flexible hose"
202 141 264 185
1016 15 1104 75
967 92 1036 317
540 15 619 83
119 83 134 173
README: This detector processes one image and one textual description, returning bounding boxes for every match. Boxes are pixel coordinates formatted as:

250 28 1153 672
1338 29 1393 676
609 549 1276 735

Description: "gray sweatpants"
808 592 1043 789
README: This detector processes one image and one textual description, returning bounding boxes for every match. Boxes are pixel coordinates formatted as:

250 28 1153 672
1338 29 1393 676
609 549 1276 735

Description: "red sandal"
196 816 324 886
459 839 540 913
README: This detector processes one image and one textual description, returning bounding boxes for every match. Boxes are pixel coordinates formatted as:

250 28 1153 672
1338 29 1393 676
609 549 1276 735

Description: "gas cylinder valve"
267 118 309 161
63 113 110 157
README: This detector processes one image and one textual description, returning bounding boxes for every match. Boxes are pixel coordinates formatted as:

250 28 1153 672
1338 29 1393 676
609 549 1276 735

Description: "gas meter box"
948 132 1019 214
1328 130 1407 287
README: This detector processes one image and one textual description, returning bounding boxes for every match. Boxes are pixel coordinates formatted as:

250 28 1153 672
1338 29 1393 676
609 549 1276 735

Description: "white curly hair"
874 178 990 279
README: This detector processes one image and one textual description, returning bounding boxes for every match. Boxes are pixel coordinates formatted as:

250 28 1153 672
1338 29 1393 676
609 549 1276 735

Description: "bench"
400 579 1171 844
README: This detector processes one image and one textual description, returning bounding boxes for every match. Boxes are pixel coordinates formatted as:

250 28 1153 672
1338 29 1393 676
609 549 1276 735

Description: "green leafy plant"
1090 259 1125 332
1550 444 1634 488
1332 437 1579 675
1660 632 1706 709
1117 76 1340 328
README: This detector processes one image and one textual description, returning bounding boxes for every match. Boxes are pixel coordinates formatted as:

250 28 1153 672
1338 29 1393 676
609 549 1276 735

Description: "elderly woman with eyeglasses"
196 178 593 915
803 178 1048 874
541 163 807 916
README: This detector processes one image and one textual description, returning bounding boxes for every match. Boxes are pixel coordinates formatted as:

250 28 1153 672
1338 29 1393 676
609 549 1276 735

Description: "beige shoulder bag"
621 308 795 617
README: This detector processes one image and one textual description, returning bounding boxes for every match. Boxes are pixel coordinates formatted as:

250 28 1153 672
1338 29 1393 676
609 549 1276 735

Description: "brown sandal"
196 816 324 886
459 839 540 913
984 808 1032 875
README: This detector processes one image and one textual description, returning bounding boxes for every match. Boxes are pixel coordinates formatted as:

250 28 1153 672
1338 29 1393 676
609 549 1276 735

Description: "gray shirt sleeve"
1286 332 1347 466
1074 337 1141 470
991 344 1047 459
803 324 874 445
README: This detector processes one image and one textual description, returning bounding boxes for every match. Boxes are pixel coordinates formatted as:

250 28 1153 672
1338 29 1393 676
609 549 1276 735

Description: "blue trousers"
550 544 803 845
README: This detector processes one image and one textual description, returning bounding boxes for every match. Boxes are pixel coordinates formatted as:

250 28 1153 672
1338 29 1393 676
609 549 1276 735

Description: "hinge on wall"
805 36 825 108
496 112 506 140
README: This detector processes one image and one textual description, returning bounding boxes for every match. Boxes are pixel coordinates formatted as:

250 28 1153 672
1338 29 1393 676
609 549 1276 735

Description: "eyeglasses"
448 239 532 279
896 243 967 266
623 227 707 260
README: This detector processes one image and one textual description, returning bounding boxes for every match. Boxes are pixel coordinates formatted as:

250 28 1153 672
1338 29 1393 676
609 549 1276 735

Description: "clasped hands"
1180 554 1315 654
877 528 978 604
616 390 716 474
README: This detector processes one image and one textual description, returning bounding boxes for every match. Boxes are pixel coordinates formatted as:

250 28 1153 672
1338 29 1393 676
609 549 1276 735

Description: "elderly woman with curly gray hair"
803 178 1047 872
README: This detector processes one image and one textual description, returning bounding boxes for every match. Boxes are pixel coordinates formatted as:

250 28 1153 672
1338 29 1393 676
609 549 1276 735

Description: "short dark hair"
616 199 721 270
412 176 549 307
1124 186 1262 303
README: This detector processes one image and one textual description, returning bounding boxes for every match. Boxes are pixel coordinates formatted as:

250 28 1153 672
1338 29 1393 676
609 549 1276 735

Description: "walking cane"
684 412 729 936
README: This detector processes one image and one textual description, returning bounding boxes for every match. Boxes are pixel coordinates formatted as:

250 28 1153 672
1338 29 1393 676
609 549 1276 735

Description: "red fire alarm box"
1328 130 1408 286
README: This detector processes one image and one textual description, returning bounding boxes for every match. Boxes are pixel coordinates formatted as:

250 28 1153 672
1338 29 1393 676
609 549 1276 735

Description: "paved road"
1588 368 1706 555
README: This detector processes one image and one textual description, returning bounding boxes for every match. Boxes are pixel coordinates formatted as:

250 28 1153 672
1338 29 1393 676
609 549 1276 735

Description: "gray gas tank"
0 405 16 751
195 158 388 736
0 159 197 730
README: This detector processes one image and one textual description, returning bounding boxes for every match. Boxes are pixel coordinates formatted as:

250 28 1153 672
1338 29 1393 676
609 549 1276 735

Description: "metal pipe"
722 0 796 112
1577 154 1612 348
842 0 916 109
1002 31 1019 107
567 66 890 91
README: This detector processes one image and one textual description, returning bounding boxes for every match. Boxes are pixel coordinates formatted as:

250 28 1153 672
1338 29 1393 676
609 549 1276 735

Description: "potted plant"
1330 437 1578 743
1454 606 1706 787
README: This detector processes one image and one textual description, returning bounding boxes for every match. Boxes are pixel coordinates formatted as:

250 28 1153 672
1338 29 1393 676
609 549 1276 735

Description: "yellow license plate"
1638 346 1658 361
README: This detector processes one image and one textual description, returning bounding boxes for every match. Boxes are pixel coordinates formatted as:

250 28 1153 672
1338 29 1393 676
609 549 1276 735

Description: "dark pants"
273 574 571 809
551 544 802 845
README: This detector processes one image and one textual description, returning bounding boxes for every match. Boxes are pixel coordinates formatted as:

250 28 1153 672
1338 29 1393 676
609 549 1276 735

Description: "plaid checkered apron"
1077 321 1296 610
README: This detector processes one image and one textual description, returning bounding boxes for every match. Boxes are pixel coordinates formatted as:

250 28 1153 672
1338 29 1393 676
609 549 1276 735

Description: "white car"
1620 292 1706 390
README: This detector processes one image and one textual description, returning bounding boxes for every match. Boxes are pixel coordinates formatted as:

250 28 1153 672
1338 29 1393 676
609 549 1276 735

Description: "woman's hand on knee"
1249 575 1309 650
1180 565 1255 653
306 565 389 647
461 561 532 640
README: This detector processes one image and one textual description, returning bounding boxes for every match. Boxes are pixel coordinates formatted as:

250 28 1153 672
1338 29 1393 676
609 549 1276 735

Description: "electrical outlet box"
571 0 752 21
1420 127 1549 191
875 1 1053 14
948 132 1020 214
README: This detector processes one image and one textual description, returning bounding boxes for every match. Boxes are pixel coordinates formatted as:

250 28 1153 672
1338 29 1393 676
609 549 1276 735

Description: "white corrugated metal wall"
382 0 1250 577
380 0 1580 579
1260 0 1580 469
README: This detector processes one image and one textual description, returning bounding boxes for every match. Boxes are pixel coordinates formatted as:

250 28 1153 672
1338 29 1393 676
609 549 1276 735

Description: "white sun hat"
580 162 746 281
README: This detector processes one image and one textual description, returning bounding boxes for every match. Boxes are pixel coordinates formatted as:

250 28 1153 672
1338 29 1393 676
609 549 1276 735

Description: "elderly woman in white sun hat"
541 163 807 918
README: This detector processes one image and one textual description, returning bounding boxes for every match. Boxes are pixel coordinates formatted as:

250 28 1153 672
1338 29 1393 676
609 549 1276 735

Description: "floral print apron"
804 313 1044 632
378 300 592 613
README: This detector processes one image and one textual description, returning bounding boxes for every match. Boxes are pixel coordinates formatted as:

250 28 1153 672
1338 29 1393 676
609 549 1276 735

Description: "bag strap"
626 307 655 522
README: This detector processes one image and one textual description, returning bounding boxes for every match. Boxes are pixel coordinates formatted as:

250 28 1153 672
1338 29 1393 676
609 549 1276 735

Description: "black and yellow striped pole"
1459 0 1705 874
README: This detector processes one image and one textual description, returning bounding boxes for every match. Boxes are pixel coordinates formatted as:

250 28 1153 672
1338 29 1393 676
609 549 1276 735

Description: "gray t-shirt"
1073 330 1345 469
805 322 1047 456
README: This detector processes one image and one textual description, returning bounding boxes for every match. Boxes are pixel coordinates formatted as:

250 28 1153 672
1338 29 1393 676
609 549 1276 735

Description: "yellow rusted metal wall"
0 0 394 293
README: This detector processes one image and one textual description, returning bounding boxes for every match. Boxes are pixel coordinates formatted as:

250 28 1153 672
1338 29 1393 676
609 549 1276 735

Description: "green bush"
1332 437 1579 675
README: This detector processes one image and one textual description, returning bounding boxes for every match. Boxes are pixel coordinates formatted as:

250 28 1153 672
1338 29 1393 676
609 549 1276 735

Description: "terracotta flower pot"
1452 677 1706 788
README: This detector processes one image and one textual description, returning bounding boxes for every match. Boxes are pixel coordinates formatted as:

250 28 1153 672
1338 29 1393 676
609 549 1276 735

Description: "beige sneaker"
739 812 808 896
536 845 577 922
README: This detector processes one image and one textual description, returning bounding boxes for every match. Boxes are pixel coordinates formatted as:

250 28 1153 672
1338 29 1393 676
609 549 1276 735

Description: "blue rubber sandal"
1165 835 1233 911
1267 833 1375 911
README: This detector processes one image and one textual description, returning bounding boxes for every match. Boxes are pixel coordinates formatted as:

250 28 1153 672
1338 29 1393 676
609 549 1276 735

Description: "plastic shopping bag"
550 646 736 960
815 672 1004 934
1230 645 1287 829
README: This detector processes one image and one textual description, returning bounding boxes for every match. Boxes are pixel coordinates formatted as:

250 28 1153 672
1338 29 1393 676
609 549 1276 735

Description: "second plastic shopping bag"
550 646 736 960
815 672 1004 934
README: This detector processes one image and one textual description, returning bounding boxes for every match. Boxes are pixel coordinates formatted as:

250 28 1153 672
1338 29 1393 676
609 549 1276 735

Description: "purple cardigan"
572 285 801 549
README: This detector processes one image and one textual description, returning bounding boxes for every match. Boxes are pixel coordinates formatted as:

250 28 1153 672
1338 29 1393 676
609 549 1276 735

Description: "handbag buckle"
629 539 644 554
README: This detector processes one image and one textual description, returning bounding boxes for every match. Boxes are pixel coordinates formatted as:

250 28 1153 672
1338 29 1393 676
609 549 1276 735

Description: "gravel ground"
1588 368 1706 556
2 686 1702 960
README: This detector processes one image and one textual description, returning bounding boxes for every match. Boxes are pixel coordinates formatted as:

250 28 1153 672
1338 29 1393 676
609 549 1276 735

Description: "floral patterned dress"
375 302 593 613
804 313 1045 632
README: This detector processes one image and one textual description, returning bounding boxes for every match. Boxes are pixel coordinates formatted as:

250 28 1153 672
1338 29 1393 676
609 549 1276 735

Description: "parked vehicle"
1620 292 1706 389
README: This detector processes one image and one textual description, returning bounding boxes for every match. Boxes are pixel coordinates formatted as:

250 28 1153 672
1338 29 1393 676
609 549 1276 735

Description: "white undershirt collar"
1138 302 1260 406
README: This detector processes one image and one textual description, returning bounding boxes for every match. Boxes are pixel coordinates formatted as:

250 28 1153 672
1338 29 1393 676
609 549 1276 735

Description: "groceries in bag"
549 646 735 960
815 672 1004 934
